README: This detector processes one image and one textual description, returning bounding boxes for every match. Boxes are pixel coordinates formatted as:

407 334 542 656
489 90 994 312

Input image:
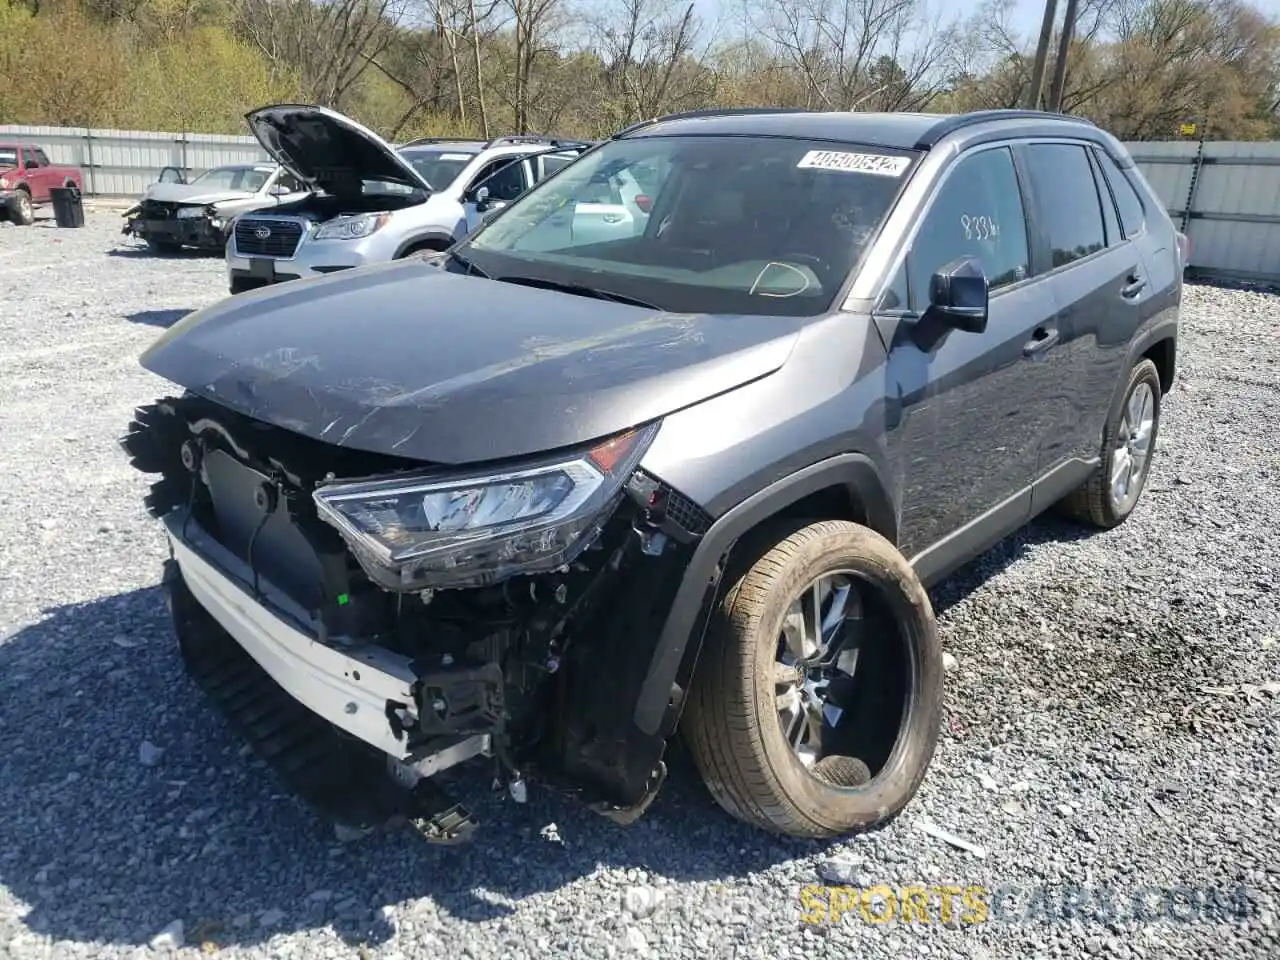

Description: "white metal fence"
0 124 269 197
1125 140 1280 285
2 122 1277 283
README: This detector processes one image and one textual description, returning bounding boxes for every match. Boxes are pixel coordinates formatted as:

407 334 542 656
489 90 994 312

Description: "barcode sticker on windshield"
796 150 911 177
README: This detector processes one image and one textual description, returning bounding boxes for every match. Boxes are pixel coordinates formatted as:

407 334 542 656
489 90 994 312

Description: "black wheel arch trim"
633 452 897 735
1108 317 1178 425
394 232 455 258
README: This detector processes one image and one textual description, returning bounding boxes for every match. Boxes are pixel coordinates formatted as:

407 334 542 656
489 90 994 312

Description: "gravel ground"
0 212 1277 960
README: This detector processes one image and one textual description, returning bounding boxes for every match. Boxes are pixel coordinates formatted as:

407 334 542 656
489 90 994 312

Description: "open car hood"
138 260 799 465
245 104 431 196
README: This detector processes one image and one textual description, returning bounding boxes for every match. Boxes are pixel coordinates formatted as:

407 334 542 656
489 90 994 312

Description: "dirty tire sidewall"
684 519 943 839
1061 358 1163 528
16 190 34 226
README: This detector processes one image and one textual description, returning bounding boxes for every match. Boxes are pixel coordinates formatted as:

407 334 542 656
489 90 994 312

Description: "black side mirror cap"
928 256 989 333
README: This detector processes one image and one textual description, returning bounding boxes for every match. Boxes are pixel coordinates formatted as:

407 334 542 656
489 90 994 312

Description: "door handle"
1023 326 1060 357
1120 273 1147 298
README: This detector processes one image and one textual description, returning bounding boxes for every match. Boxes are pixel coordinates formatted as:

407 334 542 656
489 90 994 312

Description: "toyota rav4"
124 108 1180 842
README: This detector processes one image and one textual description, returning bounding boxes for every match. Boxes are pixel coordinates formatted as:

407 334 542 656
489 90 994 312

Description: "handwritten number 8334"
960 215 999 241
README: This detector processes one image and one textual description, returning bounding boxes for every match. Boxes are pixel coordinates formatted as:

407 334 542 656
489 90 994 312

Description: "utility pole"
1047 0 1081 112
1025 0 1058 110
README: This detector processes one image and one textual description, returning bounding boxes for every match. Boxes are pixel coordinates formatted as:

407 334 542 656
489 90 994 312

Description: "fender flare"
393 232 455 259
632 452 897 735
1105 316 1178 429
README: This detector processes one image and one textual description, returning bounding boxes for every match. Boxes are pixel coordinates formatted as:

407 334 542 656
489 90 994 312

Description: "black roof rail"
614 106 810 138
915 109 1096 149
399 136 478 148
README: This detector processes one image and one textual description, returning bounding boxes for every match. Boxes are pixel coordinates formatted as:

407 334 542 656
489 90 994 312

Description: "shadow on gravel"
127 309 193 328
0 586 815 952
928 512 1096 617
107 246 220 260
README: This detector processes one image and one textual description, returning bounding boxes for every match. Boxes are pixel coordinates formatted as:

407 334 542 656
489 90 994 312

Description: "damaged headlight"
313 422 660 590
314 213 390 241
175 206 207 219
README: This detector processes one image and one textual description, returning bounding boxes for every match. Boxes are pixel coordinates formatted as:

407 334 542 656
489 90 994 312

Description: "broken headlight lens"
314 213 390 241
313 422 660 590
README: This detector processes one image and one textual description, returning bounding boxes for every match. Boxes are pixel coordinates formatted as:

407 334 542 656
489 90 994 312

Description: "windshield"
0 148 17 168
190 167 271 192
401 148 478 190
458 135 915 316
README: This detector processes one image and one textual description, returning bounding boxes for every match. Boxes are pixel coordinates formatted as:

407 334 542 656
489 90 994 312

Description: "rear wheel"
1060 358 1162 528
682 520 943 838
13 188 34 226
146 236 183 254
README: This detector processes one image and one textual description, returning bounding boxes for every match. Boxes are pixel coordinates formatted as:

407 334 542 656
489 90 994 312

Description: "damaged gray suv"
123 108 1181 842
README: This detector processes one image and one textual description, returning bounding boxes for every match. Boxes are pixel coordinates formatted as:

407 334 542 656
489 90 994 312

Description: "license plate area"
248 257 276 280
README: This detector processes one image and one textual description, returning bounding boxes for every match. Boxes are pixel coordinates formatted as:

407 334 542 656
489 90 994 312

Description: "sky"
689 0 1280 46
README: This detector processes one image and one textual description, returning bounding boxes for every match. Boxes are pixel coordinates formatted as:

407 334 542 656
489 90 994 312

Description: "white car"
225 104 593 294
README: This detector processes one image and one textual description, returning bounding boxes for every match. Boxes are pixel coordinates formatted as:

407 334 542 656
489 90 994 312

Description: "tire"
1059 358 1162 529
146 237 183 254
397 240 450 259
13 188 34 226
681 519 943 839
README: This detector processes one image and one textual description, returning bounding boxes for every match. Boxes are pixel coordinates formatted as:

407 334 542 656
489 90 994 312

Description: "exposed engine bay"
121 393 712 841
255 188 426 225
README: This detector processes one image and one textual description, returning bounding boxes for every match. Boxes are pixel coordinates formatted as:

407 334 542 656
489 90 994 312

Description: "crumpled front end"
123 199 229 250
122 394 711 839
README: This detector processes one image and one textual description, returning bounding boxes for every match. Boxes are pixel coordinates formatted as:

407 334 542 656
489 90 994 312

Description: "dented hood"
141 182 257 206
138 260 799 465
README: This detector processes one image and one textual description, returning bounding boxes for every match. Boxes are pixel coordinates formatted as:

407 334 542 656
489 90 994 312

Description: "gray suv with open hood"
123 107 1181 843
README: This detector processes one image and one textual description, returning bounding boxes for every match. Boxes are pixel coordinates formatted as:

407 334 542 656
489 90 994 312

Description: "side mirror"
927 257 989 333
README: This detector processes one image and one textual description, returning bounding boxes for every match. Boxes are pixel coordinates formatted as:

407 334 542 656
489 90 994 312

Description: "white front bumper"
164 513 419 760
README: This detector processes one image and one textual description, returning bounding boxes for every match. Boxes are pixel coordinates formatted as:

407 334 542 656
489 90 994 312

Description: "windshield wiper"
495 275 658 309
447 249 489 277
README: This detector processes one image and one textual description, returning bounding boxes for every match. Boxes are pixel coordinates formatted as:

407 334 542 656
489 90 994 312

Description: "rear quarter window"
1093 148 1147 238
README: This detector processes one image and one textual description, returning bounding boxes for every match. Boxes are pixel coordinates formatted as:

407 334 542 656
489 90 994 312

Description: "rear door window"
906 146 1030 310
1024 143 1107 268
1093 148 1147 238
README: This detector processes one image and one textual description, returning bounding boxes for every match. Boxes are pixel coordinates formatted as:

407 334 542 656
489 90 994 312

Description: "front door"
878 144 1062 578
461 158 531 235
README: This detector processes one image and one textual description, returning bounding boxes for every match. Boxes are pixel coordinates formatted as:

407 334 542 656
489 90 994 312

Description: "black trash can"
49 185 85 228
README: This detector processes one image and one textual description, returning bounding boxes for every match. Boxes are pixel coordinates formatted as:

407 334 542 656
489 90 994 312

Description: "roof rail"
614 106 811 139
399 136 476 148
915 109 1096 149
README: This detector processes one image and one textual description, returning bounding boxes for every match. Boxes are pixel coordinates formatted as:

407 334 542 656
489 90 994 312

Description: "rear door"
879 143 1061 572
1015 141 1147 509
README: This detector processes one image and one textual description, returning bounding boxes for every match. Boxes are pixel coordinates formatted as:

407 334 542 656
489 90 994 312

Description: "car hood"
139 261 799 465
245 103 431 196
142 183 256 206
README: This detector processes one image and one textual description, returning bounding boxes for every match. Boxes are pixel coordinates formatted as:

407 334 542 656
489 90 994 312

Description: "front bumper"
162 510 420 760
124 216 227 249
0 190 21 218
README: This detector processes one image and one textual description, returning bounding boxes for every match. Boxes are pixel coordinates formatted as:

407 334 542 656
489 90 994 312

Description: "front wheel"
146 237 183 254
1060 358 1162 528
13 189 34 226
681 520 943 839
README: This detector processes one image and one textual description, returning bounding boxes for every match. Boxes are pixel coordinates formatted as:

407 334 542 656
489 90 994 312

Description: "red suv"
0 143 84 225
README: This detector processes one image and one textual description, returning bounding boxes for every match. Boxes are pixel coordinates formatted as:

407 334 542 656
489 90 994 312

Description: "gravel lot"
0 211 1277 960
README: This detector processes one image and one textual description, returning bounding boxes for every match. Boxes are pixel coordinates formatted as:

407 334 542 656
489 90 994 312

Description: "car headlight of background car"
313 212 391 241
313 422 660 590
